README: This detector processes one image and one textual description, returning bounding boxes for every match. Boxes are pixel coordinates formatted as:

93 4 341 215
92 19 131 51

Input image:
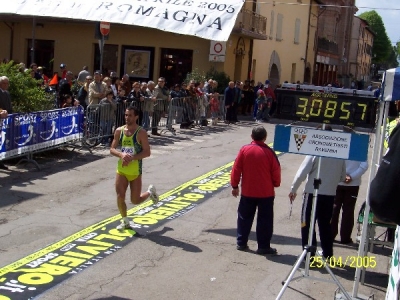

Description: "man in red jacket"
231 126 281 255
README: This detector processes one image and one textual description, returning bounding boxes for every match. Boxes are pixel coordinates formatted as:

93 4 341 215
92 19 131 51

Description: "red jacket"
231 141 281 198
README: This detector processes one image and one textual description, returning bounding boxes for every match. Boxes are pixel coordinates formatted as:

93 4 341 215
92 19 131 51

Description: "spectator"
224 81 236 124
186 80 197 123
127 82 144 125
61 94 74 108
58 71 74 106
179 83 193 129
195 81 208 125
140 82 148 95
288 126 346 258
151 77 170 136
0 76 12 170
331 127 368 244
231 125 281 254
99 91 117 145
261 80 276 122
241 80 253 116
0 109 7 119
270 84 281 117
77 76 92 111
115 89 128 129
30 63 43 81
37 67 49 85
209 92 219 125
111 76 120 98
255 90 266 122
143 81 156 133
168 84 184 129
232 81 243 122
0 76 13 114
103 77 113 95
60 63 68 79
77 66 90 83
88 71 107 105
119 74 132 95
253 81 263 119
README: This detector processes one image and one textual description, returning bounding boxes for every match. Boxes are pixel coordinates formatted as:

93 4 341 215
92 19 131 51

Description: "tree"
358 10 391 64
386 46 399 69
0 61 52 113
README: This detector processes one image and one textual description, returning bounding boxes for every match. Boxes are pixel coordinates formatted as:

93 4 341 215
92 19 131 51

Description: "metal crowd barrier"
82 94 227 147
0 106 84 169
0 94 228 168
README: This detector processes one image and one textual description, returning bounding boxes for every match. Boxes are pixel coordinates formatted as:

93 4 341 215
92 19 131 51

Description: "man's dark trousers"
301 193 334 257
225 105 234 123
331 185 359 242
237 196 274 249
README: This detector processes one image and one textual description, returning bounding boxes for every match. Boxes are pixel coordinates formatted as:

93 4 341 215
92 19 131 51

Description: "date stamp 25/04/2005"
309 256 377 269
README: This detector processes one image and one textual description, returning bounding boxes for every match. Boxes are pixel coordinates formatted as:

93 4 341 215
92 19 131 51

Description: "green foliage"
0 61 52 113
205 67 231 94
386 46 399 69
358 10 391 63
184 68 206 84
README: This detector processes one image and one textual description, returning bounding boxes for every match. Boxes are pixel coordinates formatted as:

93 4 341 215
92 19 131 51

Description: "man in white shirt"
289 126 346 258
331 160 368 244
77 66 90 83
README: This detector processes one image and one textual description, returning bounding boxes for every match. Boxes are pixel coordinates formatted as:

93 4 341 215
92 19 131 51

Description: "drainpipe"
304 0 312 82
31 17 36 64
3 22 14 61
247 0 258 80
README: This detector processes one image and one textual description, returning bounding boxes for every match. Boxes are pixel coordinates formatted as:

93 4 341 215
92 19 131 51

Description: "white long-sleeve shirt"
338 160 368 187
291 155 346 196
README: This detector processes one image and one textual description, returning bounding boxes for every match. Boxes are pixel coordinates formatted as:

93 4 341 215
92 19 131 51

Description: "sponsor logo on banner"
0 117 11 158
0 107 84 160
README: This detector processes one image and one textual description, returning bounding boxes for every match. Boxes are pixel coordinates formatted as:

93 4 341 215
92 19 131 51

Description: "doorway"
269 64 280 87
27 39 54 78
159 48 193 88
94 44 118 77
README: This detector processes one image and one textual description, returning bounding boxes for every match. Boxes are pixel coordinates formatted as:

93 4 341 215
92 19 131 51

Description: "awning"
1 0 245 42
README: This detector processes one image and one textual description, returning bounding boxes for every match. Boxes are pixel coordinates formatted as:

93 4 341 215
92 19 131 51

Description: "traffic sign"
100 21 110 36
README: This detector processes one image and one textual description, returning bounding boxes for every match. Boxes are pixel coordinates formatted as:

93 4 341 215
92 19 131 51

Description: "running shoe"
148 184 159 204
116 220 135 230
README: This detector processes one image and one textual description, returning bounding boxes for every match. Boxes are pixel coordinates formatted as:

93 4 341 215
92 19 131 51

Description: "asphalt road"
0 119 391 300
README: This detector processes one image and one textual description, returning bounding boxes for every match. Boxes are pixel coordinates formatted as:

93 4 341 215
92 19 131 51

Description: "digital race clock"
275 85 378 128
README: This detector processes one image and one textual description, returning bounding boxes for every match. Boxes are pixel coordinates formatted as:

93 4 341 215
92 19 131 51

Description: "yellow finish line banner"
0 162 234 300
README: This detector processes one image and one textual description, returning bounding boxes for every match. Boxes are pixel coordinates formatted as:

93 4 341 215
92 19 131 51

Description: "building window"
269 11 275 40
276 13 283 41
294 18 301 44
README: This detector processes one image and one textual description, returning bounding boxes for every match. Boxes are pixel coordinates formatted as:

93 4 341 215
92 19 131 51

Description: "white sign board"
288 127 351 159
209 41 226 62
1 0 244 42
209 55 225 62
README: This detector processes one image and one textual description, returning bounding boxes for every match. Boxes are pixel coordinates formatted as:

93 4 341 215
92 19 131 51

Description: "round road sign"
100 22 110 36
213 42 223 54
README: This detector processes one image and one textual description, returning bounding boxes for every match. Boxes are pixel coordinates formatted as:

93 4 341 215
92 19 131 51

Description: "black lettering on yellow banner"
0 157 277 299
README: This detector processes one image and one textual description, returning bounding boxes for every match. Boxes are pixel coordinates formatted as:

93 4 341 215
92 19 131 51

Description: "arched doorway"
269 64 279 86
268 51 281 87
304 62 311 84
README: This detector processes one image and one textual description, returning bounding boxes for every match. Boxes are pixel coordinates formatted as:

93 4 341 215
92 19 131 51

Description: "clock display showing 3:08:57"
295 97 368 122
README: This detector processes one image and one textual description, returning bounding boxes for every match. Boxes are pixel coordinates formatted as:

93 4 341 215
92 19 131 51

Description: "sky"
356 0 400 45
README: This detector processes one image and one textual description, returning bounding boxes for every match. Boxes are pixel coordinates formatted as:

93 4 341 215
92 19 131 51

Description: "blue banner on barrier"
0 106 84 160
